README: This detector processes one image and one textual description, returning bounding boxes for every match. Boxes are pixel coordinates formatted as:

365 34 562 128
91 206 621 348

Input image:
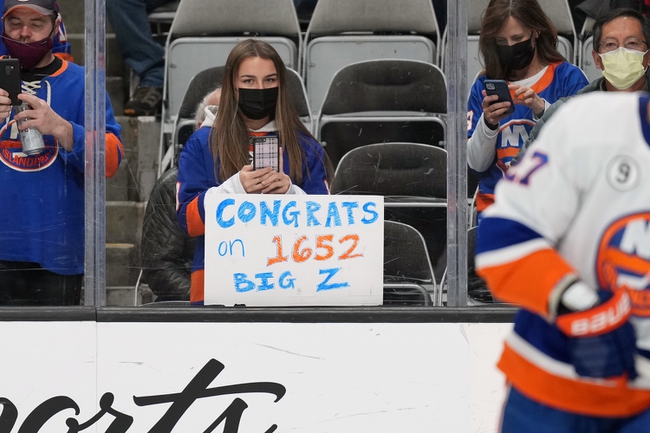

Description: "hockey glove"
556 288 637 380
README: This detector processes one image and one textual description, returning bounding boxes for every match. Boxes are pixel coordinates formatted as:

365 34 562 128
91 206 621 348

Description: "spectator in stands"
0 0 123 305
193 87 221 128
467 0 588 216
141 167 195 301
106 0 175 116
141 88 220 302
176 39 330 305
0 0 71 60
515 8 650 163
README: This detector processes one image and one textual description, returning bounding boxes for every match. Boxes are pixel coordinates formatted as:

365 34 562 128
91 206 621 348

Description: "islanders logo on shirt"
0 119 58 172
596 212 650 317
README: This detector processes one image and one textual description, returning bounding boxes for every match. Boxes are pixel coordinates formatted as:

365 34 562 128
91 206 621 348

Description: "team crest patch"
0 137 58 172
596 213 650 316
606 155 640 192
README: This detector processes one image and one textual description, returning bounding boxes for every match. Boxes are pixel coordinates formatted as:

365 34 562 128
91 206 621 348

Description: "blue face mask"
237 87 278 120
2 32 54 71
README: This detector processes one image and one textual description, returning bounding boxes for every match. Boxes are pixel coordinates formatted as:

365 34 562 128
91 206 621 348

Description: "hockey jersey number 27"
476 92 650 417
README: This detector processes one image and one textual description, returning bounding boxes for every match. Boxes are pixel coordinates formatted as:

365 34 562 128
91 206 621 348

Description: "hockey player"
476 91 650 431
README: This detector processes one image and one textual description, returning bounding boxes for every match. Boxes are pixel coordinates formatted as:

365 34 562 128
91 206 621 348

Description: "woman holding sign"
176 39 331 305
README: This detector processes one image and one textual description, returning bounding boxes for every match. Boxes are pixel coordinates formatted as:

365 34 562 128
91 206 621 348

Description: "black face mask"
237 87 279 120
496 36 535 71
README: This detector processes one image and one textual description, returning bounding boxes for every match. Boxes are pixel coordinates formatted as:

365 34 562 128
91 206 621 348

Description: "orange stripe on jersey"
105 133 123 178
477 249 575 317
496 147 520 160
190 270 205 303
529 62 560 95
49 60 69 78
604 248 650 276
499 343 650 417
476 193 494 212
186 196 205 237
54 52 74 63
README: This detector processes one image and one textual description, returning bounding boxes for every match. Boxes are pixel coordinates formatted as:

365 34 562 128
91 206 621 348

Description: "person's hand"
15 93 74 151
259 148 291 194
239 164 273 194
556 288 637 380
240 148 292 194
481 89 512 128
511 84 546 117
0 88 13 122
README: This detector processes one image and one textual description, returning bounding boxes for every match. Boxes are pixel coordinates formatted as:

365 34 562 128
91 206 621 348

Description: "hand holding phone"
0 59 21 106
483 79 514 116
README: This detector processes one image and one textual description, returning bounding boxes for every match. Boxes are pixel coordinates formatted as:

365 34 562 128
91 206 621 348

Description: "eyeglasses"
599 37 647 53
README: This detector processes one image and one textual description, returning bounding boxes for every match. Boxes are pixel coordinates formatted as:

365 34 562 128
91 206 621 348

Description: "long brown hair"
479 0 565 80
210 39 314 183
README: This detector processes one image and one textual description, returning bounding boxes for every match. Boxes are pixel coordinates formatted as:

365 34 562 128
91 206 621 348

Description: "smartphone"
0 59 21 105
483 79 514 115
253 135 280 172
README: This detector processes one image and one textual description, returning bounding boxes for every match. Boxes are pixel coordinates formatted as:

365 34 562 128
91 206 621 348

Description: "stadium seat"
303 0 439 115
330 142 447 295
160 0 302 149
467 226 496 304
579 36 603 82
316 59 447 168
383 220 437 306
147 0 179 40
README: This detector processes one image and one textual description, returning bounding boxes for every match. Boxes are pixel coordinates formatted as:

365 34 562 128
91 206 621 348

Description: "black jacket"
141 168 197 301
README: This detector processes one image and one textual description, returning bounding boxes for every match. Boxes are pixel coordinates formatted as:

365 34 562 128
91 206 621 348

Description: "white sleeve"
211 172 247 194
467 113 499 172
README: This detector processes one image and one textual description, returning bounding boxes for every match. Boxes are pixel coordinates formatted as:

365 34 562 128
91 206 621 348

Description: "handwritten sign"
204 193 384 306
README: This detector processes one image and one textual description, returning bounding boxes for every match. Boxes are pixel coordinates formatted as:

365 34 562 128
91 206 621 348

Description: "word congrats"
204 193 384 306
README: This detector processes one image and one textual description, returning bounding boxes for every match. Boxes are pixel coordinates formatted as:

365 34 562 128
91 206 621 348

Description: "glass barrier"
3 0 505 311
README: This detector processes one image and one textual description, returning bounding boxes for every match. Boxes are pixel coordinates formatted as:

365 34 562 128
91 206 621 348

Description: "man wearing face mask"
467 0 589 218
0 0 124 305
514 8 650 164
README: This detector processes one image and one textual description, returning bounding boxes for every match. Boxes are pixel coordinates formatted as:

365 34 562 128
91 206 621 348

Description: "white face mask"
599 47 648 90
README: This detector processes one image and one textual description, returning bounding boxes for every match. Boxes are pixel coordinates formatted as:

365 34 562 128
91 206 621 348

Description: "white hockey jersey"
476 92 650 417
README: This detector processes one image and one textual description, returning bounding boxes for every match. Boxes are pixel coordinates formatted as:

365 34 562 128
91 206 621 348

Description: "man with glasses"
514 7 650 162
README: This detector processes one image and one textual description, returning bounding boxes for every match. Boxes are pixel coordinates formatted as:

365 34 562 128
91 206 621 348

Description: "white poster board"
204 193 384 306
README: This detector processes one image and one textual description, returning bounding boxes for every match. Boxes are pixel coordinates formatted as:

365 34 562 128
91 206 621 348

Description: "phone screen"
253 135 280 172
0 59 21 106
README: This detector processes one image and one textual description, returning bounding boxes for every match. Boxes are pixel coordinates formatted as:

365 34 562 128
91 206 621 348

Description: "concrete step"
107 75 126 117
106 242 140 287
107 284 155 306
106 202 144 245
116 115 161 202
107 116 161 203
68 33 127 79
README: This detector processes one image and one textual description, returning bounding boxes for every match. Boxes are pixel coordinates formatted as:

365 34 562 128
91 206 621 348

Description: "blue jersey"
176 125 330 304
0 61 123 274
467 61 588 212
